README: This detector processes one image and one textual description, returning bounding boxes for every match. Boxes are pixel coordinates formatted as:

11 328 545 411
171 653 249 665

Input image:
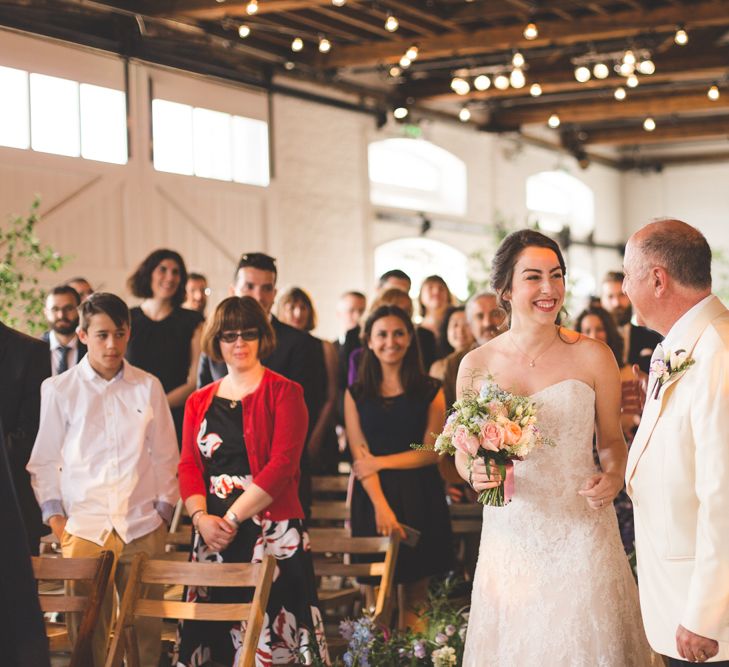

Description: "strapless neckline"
528 378 595 399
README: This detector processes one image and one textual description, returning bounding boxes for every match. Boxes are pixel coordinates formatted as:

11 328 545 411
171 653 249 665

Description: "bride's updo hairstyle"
491 229 567 317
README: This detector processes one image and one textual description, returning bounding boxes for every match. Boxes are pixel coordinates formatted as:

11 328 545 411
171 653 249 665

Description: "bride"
457 230 654 666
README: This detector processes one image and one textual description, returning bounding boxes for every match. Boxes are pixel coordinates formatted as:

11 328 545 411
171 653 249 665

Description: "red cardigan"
178 368 308 520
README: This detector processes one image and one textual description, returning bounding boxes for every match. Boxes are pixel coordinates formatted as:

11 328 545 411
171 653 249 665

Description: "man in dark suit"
601 271 662 374
41 284 87 375
198 253 322 512
0 321 51 555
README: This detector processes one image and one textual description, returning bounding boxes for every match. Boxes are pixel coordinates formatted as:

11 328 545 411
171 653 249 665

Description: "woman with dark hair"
429 306 474 387
344 305 453 631
177 296 328 666
418 275 453 356
277 287 340 474
457 230 653 665
126 249 203 443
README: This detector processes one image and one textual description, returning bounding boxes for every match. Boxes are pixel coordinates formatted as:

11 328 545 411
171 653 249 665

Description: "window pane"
192 107 232 181
80 84 127 164
29 73 80 157
152 99 193 175
0 66 30 149
232 116 269 187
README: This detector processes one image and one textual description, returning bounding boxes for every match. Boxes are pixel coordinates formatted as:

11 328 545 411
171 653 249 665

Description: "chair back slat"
309 502 350 520
134 599 252 622
38 595 89 613
33 556 103 581
314 562 385 577
449 503 483 518
309 533 391 554
311 476 350 493
141 560 262 587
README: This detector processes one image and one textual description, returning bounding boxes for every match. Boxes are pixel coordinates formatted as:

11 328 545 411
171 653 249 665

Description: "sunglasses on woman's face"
218 329 259 343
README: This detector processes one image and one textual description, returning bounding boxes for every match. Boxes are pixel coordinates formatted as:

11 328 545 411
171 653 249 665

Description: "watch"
225 510 240 527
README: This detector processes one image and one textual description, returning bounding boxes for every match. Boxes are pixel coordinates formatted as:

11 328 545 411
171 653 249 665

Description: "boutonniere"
650 348 695 399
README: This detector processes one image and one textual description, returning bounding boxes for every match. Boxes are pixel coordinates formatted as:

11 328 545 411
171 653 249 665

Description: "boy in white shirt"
28 292 179 667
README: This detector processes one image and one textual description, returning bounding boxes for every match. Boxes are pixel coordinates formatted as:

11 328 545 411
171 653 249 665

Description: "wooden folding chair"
32 550 115 667
105 553 277 667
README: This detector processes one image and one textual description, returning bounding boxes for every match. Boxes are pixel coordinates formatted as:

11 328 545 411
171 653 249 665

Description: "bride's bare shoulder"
565 328 618 367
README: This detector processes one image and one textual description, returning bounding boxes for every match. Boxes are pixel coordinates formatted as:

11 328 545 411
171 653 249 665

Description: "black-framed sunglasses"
218 329 259 343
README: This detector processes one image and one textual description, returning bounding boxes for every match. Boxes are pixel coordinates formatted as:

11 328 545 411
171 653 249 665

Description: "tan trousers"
61 523 167 667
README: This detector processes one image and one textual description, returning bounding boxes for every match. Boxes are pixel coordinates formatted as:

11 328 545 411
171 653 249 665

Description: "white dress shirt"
49 330 80 376
27 356 180 546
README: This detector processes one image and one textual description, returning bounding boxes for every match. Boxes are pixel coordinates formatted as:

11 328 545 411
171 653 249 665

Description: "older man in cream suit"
624 219 729 665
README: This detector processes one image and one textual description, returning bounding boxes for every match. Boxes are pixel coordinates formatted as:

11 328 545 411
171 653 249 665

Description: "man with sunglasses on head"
197 253 323 514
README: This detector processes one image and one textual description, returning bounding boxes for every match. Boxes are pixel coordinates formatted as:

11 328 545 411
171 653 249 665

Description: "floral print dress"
176 396 329 667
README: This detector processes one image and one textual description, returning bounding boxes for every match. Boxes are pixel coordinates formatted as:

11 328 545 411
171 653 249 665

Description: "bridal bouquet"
420 381 553 506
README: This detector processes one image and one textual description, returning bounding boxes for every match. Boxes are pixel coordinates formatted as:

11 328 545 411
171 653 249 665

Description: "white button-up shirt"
49 330 81 376
27 356 180 546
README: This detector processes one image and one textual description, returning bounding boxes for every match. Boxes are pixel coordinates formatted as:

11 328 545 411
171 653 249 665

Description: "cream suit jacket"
627 295 729 661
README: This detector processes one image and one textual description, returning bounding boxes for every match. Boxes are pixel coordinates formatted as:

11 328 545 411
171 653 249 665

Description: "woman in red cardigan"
177 296 329 666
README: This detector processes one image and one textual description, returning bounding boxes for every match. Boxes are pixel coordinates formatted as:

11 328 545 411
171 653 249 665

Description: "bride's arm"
579 340 628 510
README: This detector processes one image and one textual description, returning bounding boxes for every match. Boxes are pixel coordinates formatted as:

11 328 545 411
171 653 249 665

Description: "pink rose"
442 418 456 438
479 420 504 452
486 401 508 419
502 420 522 446
453 425 480 457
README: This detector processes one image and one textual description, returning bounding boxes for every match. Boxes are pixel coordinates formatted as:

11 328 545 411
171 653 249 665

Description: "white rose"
670 349 688 370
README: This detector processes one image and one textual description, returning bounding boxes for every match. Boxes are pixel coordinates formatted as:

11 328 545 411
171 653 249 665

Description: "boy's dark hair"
377 269 411 289
79 293 130 331
49 284 81 306
127 249 187 307
235 253 277 282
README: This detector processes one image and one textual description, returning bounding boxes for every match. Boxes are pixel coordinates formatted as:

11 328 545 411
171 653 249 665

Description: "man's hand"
676 624 719 663
48 515 67 542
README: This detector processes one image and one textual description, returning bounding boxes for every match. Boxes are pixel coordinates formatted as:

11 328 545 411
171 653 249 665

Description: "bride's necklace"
510 326 560 368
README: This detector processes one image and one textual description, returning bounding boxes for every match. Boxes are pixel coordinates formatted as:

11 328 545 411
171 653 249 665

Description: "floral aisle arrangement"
415 380 553 506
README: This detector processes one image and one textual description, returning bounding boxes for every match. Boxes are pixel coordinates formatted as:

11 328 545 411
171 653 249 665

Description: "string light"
284 61 295 70
548 114 560 129
458 106 471 122
530 83 542 97
399 55 411 68
318 37 331 53
674 28 688 45
637 59 655 75
245 0 258 14
450 77 471 95
393 106 408 119
510 68 526 89
291 37 304 52
238 24 251 38
623 50 636 66
626 74 639 88
389 66 401 77
512 52 525 68
384 14 399 32
574 66 591 83
332 0 346 6
618 62 634 76
593 63 609 79
708 85 720 101
474 75 491 91
494 74 510 90
614 86 627 100
405 45 419 61
643 117 656 131
523 22 538 40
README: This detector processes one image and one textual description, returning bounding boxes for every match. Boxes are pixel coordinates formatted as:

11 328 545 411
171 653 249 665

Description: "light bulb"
618 62 634 76
627 74 639 88
450 77 471 95
284 61 295 70
384 14 399 32
393 106 408 120
675 28 688 45
708 85 720 101
614 86 627 100
523 22 538 40
474 74 491 91
246 0 258 14
494 74 510 90
637 59 655 75
406 45 418 61
399 55 411 68
593 63 609 79
389 66 401 77
510 68 526 89
318 37 331 53
548 114 560 129
291 37 304 52
530 83 542 97
459 106 471 122
574 66 591 83
512 52 525 68
332 0 346 6
643 117 656 131
238 24 251 38
623 50 636 65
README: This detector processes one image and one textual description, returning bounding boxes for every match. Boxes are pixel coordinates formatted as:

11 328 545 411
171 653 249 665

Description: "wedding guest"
429 306 474 385
27 293 179 667
0 321 50 555
278 287 339 474
178 296 328 665
42 284 86 376
334 290 366 426
601 271 662 373
66 276 94 302
182 272 209 316
418 275 454 356
377 269 412 295
126 249 204 444
335 291 366 345
345 305 453 630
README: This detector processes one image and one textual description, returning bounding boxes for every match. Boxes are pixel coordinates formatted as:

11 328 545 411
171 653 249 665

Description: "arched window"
375 238 469 302
526 170 594 237
369 138 467 216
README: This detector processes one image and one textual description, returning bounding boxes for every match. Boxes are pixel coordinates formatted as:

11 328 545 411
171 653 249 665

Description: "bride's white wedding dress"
463 379 655 667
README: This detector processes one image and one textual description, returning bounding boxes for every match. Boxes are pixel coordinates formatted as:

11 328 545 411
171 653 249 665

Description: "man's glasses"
218 329 259 343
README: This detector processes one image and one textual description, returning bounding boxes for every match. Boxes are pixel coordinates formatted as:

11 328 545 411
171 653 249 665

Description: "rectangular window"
80 84 128 164
153 98 269 187
0 65 30 149
30 73 81 157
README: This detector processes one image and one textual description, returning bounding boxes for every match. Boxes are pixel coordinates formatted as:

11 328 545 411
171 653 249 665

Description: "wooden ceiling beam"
324 0 729 68
580 116 729 144
177 0 338 19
